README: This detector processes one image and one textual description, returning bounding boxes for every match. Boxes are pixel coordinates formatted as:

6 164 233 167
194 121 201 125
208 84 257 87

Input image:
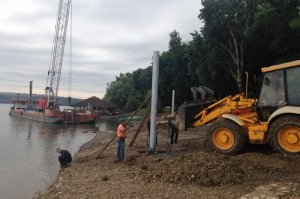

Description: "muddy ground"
35 122 300 199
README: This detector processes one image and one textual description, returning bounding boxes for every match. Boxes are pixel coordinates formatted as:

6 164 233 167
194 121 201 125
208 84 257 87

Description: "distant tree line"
0 92 81 106
104 0 300 111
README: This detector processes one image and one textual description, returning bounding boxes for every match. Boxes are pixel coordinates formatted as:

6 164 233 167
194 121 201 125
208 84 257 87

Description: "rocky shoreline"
35 124 300 199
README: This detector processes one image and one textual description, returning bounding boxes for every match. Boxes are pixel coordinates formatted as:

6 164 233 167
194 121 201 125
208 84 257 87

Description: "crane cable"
68 0 73 103
46 32 55 92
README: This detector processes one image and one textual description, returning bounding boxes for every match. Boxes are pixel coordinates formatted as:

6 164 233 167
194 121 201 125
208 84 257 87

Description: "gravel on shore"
35 124 300 199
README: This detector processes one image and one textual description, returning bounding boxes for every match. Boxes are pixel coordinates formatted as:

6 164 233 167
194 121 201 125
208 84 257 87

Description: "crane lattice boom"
45 0 71 108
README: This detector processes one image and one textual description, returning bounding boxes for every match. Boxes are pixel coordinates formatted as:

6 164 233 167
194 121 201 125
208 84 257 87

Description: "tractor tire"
269 115 300 155
207 118 246 155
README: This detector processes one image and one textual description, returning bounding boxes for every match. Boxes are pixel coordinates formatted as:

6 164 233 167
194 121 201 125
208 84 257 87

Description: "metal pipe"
171 90 175 116
150 51 159 151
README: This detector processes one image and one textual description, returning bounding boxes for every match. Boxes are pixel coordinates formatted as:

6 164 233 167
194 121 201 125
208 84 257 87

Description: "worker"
168 114 179 144
116 120 128 162
169 121 179 144
56 148 72 167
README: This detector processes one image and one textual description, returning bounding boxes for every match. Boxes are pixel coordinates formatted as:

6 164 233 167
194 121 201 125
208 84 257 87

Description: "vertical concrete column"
150 51 159 151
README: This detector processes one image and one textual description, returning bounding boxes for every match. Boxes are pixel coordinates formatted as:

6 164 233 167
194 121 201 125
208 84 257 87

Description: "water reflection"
0 104 97 199
96 118 119 132
25 122 33 154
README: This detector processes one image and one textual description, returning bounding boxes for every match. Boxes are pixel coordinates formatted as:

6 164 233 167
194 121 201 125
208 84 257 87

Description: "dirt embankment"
35 124 300 199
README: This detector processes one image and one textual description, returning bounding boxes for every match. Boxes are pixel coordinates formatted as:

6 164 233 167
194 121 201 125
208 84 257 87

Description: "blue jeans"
117 138 125 161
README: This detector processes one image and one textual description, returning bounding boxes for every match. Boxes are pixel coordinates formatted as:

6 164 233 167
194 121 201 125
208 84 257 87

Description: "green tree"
104 0 300 111
200 0 258 91
104 67 152 111
159 30 190 107
104 73 135 109
244 0 300 94
132 66 152 96
185 31 216 89
246 0 300 64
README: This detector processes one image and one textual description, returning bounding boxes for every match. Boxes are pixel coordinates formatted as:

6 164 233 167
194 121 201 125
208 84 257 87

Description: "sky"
0 0 203 99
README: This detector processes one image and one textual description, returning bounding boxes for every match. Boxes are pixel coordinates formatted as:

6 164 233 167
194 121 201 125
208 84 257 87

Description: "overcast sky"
0 0 203 99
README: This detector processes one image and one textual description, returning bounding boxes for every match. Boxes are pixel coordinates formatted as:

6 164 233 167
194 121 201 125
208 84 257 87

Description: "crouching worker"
56 148 72 167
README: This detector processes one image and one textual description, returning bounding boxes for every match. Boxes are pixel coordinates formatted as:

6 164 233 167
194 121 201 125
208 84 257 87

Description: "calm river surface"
0 103 118 199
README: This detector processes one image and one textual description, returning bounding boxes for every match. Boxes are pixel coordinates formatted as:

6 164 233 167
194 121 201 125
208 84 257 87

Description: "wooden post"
95 96 151 159
29 81 33 108
129 103 151 147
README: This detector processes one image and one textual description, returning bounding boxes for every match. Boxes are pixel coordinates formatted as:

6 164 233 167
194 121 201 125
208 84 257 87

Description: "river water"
0 103 118 199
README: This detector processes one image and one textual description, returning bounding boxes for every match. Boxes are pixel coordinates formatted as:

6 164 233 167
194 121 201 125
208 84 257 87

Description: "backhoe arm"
193 94 255 127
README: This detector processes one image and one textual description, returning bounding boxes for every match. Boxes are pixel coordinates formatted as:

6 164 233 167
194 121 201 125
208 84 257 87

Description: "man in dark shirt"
168 117 179 144
56 148 72 167
169 123 178 144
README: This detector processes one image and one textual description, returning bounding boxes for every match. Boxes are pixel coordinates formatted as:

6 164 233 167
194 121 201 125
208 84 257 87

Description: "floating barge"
9 100 98 124
64 109 99 124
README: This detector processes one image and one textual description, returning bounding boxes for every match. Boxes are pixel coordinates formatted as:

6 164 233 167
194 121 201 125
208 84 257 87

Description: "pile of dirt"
142 152 245 186
139 151 297 187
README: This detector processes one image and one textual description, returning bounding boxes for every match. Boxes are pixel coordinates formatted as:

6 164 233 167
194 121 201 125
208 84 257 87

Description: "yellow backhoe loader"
193 60 300 155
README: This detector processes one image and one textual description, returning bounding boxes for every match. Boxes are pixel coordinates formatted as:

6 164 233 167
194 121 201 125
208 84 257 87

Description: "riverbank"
35 123 300 199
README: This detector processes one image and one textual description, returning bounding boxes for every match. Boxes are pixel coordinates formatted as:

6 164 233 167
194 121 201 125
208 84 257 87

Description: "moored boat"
9 100 65 123
64 110 99 124
9 100 99 124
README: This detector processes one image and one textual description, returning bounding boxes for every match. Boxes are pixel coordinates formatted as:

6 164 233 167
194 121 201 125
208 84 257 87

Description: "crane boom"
45 0 71 108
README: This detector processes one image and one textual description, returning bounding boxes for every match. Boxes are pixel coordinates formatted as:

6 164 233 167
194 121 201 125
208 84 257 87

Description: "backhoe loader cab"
257 61 300 122
193 60 300 155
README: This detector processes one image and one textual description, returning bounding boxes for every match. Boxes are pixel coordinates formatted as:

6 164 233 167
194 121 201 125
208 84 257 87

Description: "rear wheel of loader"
207 118 246 155
269 115 300 155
